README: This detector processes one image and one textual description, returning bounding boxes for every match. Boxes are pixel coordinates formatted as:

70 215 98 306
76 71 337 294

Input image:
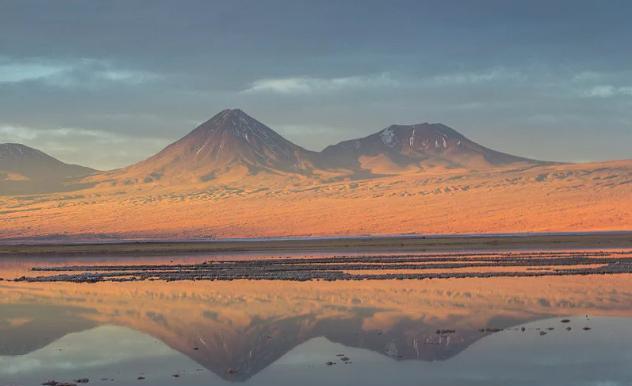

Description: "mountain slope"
103 109 320 186
3 159 630 239
320 123 544 174
96 111 546 188
0 143 96 195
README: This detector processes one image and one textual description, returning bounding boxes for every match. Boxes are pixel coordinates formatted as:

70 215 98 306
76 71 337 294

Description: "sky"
1 0 631 169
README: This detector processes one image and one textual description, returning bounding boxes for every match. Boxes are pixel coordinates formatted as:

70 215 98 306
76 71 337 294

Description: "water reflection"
1 257 632 385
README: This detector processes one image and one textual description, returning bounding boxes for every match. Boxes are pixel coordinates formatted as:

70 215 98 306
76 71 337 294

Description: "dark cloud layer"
1 0 631 168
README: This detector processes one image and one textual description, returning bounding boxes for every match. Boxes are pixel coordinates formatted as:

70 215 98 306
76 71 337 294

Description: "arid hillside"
0 159 630 239
1 109 630 239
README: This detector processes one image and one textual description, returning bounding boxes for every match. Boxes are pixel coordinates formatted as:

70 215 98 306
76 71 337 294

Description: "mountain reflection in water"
2 259 632 385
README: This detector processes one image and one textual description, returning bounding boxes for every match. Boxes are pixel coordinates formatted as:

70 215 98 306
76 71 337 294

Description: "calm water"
2 252 632 386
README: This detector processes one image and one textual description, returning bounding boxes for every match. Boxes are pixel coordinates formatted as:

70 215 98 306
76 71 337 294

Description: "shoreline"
2 231 631 257
13 250 632 282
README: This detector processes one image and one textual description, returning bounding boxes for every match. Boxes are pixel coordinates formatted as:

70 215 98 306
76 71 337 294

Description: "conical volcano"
111 109 318 185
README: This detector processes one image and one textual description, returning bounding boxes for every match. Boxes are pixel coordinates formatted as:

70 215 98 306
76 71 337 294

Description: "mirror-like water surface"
2 252 632 385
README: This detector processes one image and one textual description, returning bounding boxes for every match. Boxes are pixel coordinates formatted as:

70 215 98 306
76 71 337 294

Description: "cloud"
243 68 528 95
243 73 399 94
0 124 171 169
0 325 176 376
426 67 526 86
571 70 632 98
0 62 71 83
0 125 39 141
583 85 632 98
0 57 159 88
0 125 127 143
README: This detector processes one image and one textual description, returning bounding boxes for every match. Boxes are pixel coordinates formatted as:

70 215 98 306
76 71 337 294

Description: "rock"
74 379 89 384
326 361 336 366
539 331 547 336
42 382 77 386
19 251 632 282
137 376 145 380
561 319 571 323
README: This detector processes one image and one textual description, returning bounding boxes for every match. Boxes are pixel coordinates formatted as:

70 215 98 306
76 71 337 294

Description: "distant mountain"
99 110 544 187
1 110 549 194
0 143 96 195
320 123 543 174
105 109 320 185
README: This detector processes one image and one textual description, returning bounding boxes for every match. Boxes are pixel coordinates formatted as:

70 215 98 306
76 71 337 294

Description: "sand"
0 159 630 239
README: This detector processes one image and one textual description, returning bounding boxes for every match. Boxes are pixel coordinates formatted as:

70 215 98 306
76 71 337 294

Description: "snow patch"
195 142 208 156
380 127 396 147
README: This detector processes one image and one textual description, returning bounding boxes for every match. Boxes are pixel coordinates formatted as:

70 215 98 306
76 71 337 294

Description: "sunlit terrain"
2 2 632 386
2 158 631 239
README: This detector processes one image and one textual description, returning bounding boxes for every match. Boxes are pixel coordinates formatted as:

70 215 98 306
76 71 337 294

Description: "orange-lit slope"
1 159 630 239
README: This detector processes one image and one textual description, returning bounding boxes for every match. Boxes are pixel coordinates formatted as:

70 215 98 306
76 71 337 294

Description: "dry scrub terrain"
1 160 630 239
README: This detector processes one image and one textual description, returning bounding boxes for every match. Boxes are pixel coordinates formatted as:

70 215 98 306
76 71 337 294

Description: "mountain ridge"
83 108 547 188
0 108 569 195
320 122 544 173
0 143 96 195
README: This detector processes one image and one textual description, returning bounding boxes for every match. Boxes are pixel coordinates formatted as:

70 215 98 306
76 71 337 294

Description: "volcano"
108 109 319 185
103 110 544 187
320 123 543 174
